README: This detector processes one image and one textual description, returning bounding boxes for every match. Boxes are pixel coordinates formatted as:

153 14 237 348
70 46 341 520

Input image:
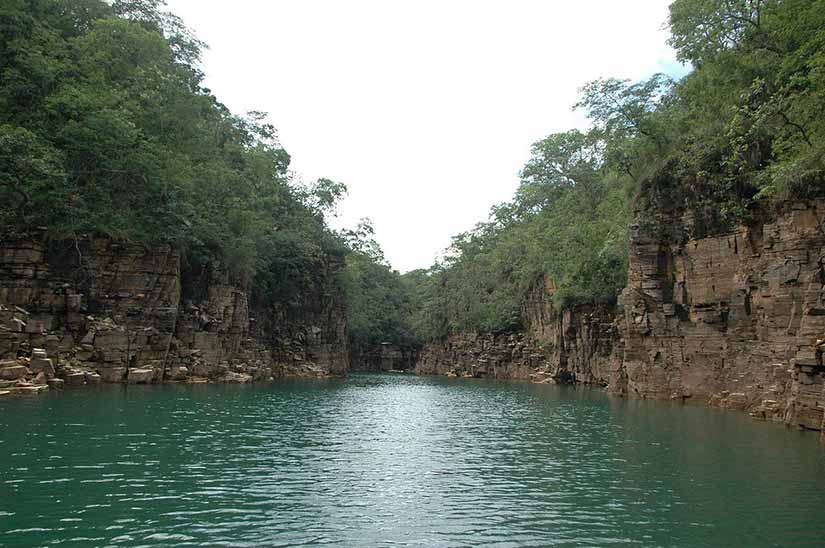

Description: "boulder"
99 367 126 383
84 371 102 384
723 392 750 410
64 372 86 386
127 368 154 384
220 371 253 384
170 366 189 381
33 372 47 385
11 385 48 395
98 349 123 363
80 330 95 345
47 378 64 390
0 365 29 381
24 320 45 334
30 358 55 377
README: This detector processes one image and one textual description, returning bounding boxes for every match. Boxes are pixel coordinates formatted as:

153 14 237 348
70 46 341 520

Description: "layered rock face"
415 279 618 384
415 331 547 379
614 201 825 431
521 282 618 385
0 236 348 388
415 201 825 435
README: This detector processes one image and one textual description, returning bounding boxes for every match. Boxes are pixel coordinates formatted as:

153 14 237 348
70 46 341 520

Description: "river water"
1 374 824 547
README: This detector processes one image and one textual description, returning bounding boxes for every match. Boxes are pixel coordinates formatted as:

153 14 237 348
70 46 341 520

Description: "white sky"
164 0 685 273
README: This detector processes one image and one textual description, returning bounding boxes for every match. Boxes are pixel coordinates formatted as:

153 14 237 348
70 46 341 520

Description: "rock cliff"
416 200 825 436
415 278 618 384
614 200 825 432
0 235 348 389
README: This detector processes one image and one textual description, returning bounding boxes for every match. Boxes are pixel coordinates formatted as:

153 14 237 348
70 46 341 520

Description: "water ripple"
1 376 824 547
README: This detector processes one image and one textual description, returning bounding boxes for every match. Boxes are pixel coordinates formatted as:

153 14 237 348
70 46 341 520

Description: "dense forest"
390 0 825 344
0 0 355 318
0 0 417 354
2 0 824 356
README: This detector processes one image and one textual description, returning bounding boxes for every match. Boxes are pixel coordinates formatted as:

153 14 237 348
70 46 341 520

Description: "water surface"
1 374 824 547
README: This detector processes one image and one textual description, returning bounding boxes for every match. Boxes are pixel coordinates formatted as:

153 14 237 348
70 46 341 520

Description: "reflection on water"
1 374 824 547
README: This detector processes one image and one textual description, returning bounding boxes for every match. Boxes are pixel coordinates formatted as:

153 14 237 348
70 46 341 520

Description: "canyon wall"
0 235 348 390
415 280 618 384
416 200 825 433
614 200 825 431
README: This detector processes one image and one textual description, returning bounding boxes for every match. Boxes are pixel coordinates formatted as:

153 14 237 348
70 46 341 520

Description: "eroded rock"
47 378 64 390
64 372 86 386
98 367 126 383
127 368 154 384
0 235 349 391
0 365 29 381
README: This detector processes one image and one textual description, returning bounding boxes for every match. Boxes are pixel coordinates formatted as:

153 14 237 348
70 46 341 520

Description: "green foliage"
406 129 633 338
656 0 825 217
0 124 65 226
341 220 418 348
668 0 775 64
407 0 825 340
0 0 345 312
5 0 823 348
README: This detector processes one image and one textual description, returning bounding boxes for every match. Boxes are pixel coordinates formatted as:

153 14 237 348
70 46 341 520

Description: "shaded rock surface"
350 343 418 372
0 235 349 388
416 279 618 384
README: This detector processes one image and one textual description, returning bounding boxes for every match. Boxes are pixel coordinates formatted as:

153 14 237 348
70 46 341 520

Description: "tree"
341 221 419 349
0 124 65 225
668 0 776 64
0 0 349 320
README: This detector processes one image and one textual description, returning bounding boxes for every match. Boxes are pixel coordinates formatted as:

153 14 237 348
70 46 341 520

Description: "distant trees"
341 220 419 349
402 126 633 338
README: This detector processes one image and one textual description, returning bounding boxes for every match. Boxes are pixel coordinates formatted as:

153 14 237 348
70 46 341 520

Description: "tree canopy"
0 0 347 313
402 0 825 341
341 220 419 349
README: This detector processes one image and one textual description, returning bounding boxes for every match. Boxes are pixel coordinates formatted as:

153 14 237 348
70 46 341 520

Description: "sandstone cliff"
0 235 348 390
416 200 825 435
614 200 825 432
415 279 618 384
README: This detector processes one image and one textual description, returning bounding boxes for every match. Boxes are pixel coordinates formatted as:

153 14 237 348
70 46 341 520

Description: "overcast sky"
164 0 685 272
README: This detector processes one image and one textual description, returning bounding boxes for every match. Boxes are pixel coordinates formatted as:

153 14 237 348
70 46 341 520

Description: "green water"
1 374 824 548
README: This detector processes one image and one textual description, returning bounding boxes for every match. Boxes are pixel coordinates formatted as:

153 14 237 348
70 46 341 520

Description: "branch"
778 111 813 147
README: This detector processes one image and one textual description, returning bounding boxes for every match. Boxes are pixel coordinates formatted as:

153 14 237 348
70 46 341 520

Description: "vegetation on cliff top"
403 0 825 340
0 0 419 353
638 0 825 227
0 0 348 314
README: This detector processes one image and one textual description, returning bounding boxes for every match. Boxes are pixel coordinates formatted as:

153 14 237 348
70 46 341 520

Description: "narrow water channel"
1 374 824 547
